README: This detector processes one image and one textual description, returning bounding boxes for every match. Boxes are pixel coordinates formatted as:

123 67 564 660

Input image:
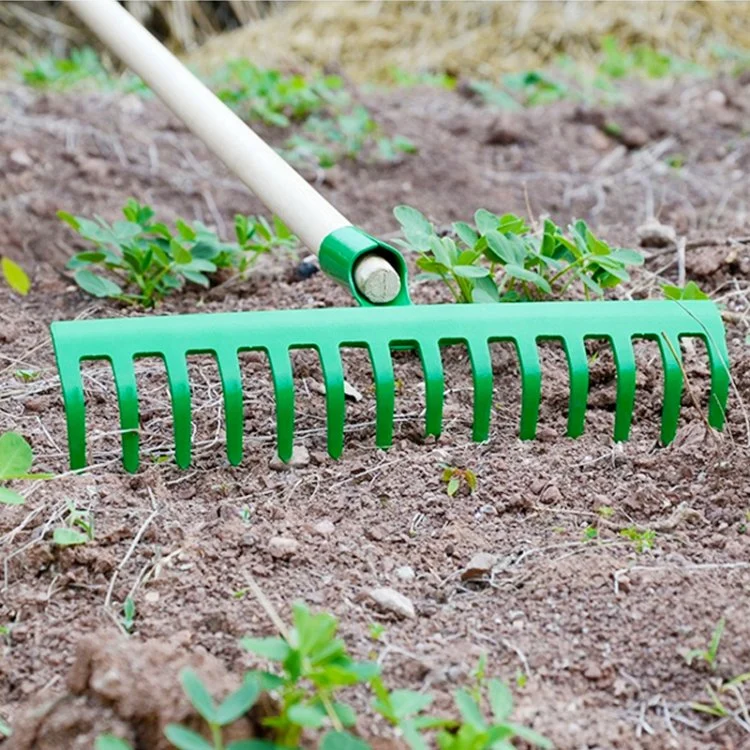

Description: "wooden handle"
67 0 401 303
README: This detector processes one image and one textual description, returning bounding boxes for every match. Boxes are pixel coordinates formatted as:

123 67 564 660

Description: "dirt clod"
268 536 300 560
269 446 310 470
461 552 497 581
368 587 416 620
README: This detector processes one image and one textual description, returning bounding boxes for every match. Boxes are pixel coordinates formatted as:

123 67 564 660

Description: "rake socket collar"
319 226 411 307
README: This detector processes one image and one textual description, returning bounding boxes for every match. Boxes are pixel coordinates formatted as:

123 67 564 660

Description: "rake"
51 0 731 472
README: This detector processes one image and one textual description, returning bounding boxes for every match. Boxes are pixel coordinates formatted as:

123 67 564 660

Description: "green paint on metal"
50 300 730 472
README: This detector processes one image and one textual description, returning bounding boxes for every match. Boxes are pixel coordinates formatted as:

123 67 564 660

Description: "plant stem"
211 722 224 750
321 693 344 732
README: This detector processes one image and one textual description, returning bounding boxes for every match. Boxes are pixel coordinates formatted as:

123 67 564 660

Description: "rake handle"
66 0 400 304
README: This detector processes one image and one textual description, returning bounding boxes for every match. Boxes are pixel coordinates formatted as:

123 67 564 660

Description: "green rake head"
50 229 730 473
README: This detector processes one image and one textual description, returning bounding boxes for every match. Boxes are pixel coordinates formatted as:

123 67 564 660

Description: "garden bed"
1 73 750 749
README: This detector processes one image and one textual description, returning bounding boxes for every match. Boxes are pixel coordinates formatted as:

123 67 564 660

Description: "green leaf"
181 271 210 288
163 725 213 750
474 209 502 235
609 248 644 266
471 276 500 303
389 690 434 720
505 723 553 749
0 487 25 505
245 670 285 692
1 257 30 295
175 219 197 241
227 742 286 750
0 432 33 479
429 237 455 268
52 528 88 546
485 231 514 264
394 206 434 248
504 264 552 294
288 702 328 728
216 676 260 725
447 476 460 496
454 689 486 730
180 669 217 724
453 221 479 247
57 210 81 230
73 251 108 264
333 701 358 727
170 239 193 265
488 680 513 722
663 281 709 301
453 265 489 279
241 636 291 661
497 213 530 235
95 735 133 750
320 731 371 750
74 269 122 298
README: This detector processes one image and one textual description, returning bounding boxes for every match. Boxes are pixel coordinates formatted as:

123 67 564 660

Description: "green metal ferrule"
319 226 411 307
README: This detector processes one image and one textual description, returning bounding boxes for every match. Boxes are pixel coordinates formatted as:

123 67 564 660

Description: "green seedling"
598 36 705 80
470 71 569 110
53 501 94 546
240 505 252 525
215 60 345 127
242 601 379 748
441 466 477 497
619 526 656 553
0 717 11 739
690 673 750 721
14 369 40 382
685 617 725 670
59 199 298 307
582 525 598 541
395 206 643 303
596 506 615 518
368 623 385 641
21 46 147 93
385 66 456 89
165 668 261 750
1 257 30 296
121 597 136 634
95 736 133 750
663 281 709 301
0 432 51 506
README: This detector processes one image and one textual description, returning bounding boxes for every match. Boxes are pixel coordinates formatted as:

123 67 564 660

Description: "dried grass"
186 1 750 81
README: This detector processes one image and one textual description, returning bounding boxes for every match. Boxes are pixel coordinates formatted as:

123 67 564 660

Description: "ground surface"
1 74 750 749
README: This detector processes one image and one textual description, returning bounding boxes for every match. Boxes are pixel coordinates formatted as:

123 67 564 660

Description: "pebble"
395 565 415 581
706 89 727 107
620 126 649 150
368 587 416 619
10 148 32 168
637 218 677 248
268 536 299 560
269 445 310 470
540 484 563 504
461 552 497 581
144 591 160 604
313 519 335 537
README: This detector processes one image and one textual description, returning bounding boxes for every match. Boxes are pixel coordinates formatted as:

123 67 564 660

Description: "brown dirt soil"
2 74 750 749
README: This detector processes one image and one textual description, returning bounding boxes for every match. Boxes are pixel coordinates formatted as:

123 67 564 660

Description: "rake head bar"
50 300 730 472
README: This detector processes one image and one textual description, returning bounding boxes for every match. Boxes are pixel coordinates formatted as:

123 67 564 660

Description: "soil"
2 73 750 749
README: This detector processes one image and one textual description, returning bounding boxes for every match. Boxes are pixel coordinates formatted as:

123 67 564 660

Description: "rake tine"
467 337 493 442
611 335 637 442
563 336 589 438
515 337 541 440
112 354 140 473
367 341 395 449
216 347 244 466
418 339 444 438
319 343 346 459
705 334 730 430
58 355 88 470
268 345 295 462
163 352 193 469
658 332 684 444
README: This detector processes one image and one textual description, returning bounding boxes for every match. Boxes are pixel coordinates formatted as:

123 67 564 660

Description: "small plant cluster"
1 256 30 296
215 59 416 169
469 71 569 110
394 206 643 303
598 36 704 81
20 46 147 93
97 601 550 750
441 465 478 497
0 432 50 506
58 199 299 308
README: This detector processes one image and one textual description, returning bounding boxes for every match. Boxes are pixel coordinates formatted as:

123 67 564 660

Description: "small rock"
620 126 649 150
395 565 415 582
295 255 319 280
10 148 32 168
24 398 45 413
637 218 677 248
144 590 160 604
344 381 363 403
484 116 523 146
536 426 556 443
118 93 145 114
268 536 299 560
706 89 727 107
617 575 632 593
540 485 563 504
368 587 416 619
270 445 310 470
313 519 335 537
366 526 386 542
583 662 602 681
461 552 497 581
